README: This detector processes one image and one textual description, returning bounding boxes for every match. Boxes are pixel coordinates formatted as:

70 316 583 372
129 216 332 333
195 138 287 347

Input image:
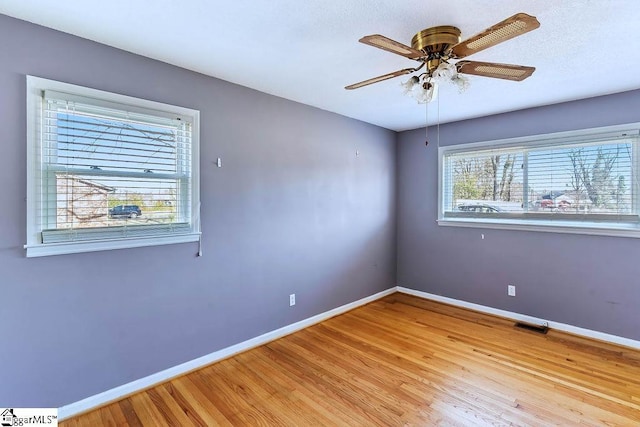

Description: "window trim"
437 123 640 238
25 76 201 257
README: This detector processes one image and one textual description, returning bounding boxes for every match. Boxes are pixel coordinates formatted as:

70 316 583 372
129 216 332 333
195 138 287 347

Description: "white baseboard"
58 286 396 420
397 286 640 350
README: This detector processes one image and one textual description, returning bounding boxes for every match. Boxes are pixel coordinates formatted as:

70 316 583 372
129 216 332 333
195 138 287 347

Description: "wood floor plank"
127 392 169 426
61 293 640 426
117 398 143 427
170 376 235 426
106 401 130 426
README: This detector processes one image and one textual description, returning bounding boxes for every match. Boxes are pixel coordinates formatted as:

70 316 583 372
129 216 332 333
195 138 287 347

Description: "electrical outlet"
508 284 516 297
289 294 296 306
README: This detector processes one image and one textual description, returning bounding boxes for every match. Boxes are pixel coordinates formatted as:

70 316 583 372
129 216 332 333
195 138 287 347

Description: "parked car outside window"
455 204 502 213
109 205 142 219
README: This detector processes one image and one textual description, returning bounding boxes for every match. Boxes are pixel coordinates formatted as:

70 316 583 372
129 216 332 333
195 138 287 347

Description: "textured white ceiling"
2 1 640 131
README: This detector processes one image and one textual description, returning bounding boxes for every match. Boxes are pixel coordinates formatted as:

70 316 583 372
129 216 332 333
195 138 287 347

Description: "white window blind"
439 127 640 235
26 77 200 256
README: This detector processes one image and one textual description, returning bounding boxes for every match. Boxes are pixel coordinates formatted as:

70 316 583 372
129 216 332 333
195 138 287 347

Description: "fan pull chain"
425 102 429 146
437 93 441 148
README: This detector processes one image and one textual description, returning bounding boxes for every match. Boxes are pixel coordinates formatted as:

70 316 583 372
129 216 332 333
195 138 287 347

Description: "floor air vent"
514 321 549 334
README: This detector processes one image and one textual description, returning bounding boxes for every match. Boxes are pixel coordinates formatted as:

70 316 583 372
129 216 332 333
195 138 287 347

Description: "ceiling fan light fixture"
451 74 470 93
403 62 469 103
414 78 438 104
433 62 456 80
401 75 437 104
401 75 420 94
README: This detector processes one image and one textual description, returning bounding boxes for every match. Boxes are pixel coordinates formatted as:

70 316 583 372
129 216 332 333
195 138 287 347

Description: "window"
439 125 640 237
26 76 200 257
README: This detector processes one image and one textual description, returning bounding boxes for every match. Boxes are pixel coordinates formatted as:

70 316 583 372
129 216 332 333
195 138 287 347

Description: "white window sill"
25 233 201 257
437 217 640 239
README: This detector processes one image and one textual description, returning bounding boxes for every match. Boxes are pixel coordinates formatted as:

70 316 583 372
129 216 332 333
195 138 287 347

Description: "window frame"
25 76 201 257
437 123 640 238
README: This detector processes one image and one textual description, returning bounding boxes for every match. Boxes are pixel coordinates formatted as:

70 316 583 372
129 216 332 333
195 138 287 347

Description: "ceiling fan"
345 13 540 100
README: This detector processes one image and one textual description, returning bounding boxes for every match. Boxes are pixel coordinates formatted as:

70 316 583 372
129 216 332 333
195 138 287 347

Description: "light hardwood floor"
61 293 640 426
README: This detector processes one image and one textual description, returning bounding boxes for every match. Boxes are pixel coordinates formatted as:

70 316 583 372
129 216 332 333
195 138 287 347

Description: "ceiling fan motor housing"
411 26 461 73
411 26 461 54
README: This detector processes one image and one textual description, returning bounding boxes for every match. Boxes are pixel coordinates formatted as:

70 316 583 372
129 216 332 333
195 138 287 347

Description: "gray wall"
397 91 640 342
0 15 397 407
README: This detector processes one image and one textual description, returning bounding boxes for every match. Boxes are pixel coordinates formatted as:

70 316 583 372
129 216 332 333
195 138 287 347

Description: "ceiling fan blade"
456 60 535 81
451 13 540 59
359 34 424 59
345 68 415 90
